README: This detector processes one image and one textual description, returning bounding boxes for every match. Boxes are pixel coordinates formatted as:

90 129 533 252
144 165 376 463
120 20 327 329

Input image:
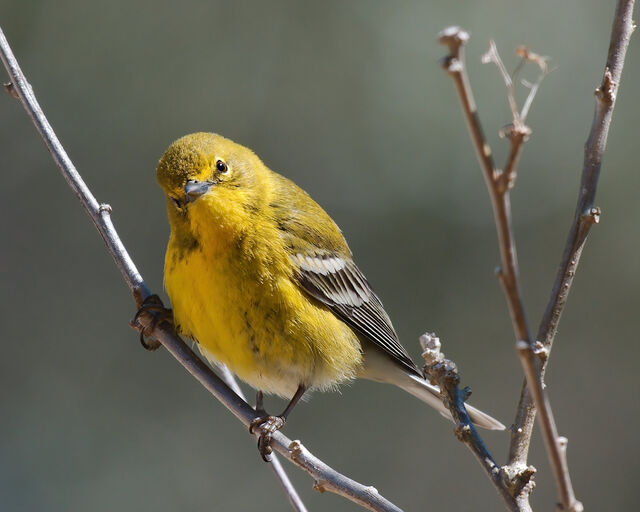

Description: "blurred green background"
1 1 638 510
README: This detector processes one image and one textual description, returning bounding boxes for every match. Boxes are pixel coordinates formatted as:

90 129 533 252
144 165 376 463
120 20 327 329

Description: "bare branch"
439 30 536 509
499 125 530 193
514 46 550 123
148 322 402 512
482 41 520 128
483 42 551 192
439 27 531 344
509 2 636 510
539 0 635 356
515 341 581 512
439 27 497 186
216 363 308 512
0 25 402 512
420 333 525 512
440 26 587 511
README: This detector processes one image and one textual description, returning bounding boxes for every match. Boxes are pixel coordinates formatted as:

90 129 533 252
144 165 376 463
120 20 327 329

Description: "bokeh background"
1 1 638 510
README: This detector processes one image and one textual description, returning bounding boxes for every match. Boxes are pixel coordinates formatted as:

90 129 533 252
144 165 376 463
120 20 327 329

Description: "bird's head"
157 132 261 211
156 132 269 247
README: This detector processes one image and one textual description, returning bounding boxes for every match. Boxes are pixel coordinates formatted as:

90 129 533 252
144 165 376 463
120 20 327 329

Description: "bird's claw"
132 294 173 351
249 415 286 462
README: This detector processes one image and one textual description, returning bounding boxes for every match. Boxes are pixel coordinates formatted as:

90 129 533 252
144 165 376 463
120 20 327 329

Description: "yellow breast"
163 194 363 398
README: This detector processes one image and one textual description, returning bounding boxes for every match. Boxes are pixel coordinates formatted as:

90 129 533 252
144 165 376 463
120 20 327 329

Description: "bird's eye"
216 160 228 173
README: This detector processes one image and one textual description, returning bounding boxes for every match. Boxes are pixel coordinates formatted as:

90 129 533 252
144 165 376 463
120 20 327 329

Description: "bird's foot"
132 294 173 351
249 415 286 462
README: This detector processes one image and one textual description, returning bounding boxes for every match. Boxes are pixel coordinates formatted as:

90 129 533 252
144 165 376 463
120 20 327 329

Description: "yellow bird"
156 132 503 457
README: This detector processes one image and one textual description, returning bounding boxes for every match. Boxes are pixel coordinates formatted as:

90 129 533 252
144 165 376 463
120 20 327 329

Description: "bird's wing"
271 174 421 377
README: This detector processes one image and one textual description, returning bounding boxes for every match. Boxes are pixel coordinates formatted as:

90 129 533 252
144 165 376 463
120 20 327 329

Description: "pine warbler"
156 133 503 458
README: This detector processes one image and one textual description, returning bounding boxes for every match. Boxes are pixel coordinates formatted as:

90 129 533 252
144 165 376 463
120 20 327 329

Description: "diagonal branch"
439 26 584 511
215 363 308 512
439 27 531 344
148 321 402 512
0 25 402 512
420 333 523 512
439 29 535 511
509 0 636 506
539 0 635 362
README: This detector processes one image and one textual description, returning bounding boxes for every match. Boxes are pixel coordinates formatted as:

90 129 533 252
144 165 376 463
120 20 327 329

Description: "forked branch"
512 1 635 510
439 1 635 508
439 27 531 343
439 26 580 511
420 334 523 512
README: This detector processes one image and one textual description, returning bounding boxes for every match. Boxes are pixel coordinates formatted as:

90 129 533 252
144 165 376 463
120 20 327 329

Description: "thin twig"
499 127 529 193
490 45 549 192
216 364 308 512
420 334 521 512
0 25 403 512
439 27 530 344
515 50 550 126
440 26 586 511
482 40 520 128
509 2 635 510
515 340 580 512
540 0 635 361
439 29 536 510
149 322 402 512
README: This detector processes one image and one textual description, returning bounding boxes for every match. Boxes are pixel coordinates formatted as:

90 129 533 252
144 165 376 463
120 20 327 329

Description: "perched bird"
156 132 504 458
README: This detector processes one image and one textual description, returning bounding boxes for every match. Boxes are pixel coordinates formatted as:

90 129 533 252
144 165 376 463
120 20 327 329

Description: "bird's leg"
132 294 173 351
249 385 307 462
254 390 267 417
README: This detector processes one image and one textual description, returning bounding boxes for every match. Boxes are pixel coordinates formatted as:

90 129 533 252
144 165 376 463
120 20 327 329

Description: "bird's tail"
400 373 505 430
359 341 505 430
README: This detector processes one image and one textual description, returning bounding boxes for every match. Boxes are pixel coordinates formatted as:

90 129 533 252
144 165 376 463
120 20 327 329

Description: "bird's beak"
184 180 214 203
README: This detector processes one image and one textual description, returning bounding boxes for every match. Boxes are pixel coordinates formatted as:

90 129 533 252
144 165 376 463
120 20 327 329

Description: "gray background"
1 1 638 511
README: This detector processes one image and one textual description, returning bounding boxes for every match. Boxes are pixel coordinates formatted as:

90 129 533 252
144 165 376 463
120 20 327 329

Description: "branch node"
99 203 113 214
454 422 472 442
438 26 469 55
494 169 516 193
3 81 18 98
420 332 461 398
557 436 568 453
419 331 440 351
515 46 550 73
440 56 462 74
532 341 549 362
516 339 548 364
495 266 510 289
420 333 463 405
501 463 537 496
500 123 532 142
558 501 585 512
313 480 328 493
515 339 530 353
595 68 616 105
581 206 601 225
288 439 303 457
481 39 503 68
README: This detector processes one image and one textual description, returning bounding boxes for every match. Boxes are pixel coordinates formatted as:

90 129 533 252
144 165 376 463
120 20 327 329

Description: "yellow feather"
159 133 362 398
156 132 504 431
